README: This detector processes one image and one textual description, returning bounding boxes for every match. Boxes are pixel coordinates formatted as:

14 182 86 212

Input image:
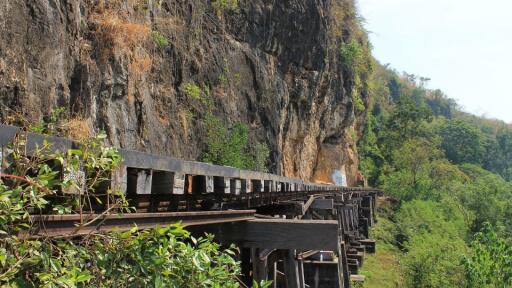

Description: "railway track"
1 124 382 288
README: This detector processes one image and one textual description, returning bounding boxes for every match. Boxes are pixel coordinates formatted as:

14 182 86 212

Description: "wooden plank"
350 275 365 283
299 196 316 217
200 219 339 250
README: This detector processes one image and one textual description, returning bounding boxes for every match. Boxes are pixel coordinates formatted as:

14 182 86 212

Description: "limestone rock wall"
0 0 369 185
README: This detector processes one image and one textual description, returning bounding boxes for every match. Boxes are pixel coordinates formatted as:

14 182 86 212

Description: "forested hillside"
357 63 512 287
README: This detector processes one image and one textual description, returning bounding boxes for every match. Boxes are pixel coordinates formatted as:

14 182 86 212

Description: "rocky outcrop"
0 0 369 185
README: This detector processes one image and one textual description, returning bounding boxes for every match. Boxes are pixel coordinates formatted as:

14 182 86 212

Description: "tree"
381 95 433 157
457 164 512 234
495 128 512 181
439 120 485 165
382 139 441 201
463 223 512 288
398 200 469 288
358 113 385 185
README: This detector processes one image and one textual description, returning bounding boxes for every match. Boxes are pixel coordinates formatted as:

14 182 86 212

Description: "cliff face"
0 0 369 185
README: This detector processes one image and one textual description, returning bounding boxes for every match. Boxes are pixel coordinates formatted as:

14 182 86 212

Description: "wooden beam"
302 196 316 215
311 199 334 210
194 219 339 250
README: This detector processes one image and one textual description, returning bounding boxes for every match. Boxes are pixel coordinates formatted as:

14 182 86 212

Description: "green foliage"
369 216 399 246
397 199 468 240
252 143 270 173
0 132 246 287
382 139 444 201
439 120 486 165
151 31 169 47
425 89 457 118
358 244 403 288
358 114 385 185
397 200 469 288
340 39 372 113
29 107 66 135
463 223 512 288
353 93 366 112
340 39 371 75
211 0 238 13
401 233 467 288
218 73 228 84
381 96 433 155
361 63 512 288
485 127 512 181
203 114 269 172
182 82 202 100
203 114 248 168
455 167 512 234
1 223 242 287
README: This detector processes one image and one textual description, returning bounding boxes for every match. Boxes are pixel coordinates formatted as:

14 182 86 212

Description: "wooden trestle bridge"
0 124 381 288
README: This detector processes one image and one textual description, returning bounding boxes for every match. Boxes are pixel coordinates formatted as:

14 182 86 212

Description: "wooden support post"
298 258 306 288
339 241 351 288
241 248 252 286
283 250 302 288
359 239 376 253
251 248 268 283
359 218 369 239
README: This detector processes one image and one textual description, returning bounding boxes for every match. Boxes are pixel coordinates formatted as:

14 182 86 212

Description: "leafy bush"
397 200 469 287
463 223 512 288
401 233 467 288
252 143 270 173
203 114 269 172
212 0 238 13
182 82 202 100
29 107 66 135
151 31 169 47
0 132 249 287
353 93 366 112
0 222 242 287
340 40 367 74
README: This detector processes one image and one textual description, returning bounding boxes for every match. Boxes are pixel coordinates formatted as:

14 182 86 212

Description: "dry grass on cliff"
91 7 153 101
60 118 92 141
129 54 152 80
93 11 150 61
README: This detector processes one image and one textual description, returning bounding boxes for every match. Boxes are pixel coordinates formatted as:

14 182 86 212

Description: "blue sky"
358 0 512 123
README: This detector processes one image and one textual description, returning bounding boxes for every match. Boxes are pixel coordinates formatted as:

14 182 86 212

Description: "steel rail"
25 210 256 237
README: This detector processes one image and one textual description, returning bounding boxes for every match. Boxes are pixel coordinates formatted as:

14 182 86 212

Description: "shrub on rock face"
212 0 239 14
202 113 270 172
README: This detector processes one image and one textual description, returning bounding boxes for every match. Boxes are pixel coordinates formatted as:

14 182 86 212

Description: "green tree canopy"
439 120 486 165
